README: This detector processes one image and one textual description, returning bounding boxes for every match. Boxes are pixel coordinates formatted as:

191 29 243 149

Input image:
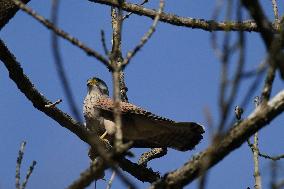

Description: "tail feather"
156 122 204 151
132 122 204 151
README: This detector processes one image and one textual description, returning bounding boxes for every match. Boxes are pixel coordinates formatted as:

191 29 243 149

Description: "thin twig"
261 65 276 102
51 0 82 122
271 0 280 29
259 153 284 161
123 0 149 20
15 141 37 189
215 0 235 132
252 96 262 189
106 171 116 189
45 99 62 108
12 0 110 68
101 30 109 56
247 140 284 161
270 161 277 189
16 141 26 189
253 132 262 189
239 61 267 79
122 0 164 67
21 161 37 189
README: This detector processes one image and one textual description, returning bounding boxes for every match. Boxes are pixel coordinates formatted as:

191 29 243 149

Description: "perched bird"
83 77 204 151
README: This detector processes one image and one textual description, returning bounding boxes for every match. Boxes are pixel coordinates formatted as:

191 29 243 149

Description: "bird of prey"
83 77 204 151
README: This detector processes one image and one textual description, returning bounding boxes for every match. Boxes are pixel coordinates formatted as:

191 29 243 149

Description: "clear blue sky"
1 1 284 188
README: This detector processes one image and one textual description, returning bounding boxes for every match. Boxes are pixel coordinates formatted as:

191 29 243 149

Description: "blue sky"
1 0 284 188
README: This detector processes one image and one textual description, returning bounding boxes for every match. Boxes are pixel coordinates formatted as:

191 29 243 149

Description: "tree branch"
118 158 160 183
90 0 266 32
0 0 30 30
150 90 284 188
67 158 106 189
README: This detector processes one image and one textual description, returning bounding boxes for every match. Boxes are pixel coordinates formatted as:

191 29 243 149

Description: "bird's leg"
100 131 108 140
99 131 112 146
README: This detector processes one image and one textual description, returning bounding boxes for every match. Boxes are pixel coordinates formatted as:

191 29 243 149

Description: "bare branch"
0 0 30 30
15 141 37 189
261 65 277 101
248 139 284 161
16 141 26 189
252 133 262 189
101 30 110 56
150 90 284 188
259 153 284 161
67 158 106 189
271 0 280 29
239 62 267 79
90 0 264 32
11 0 110 68
122 0 164 67
21 161 37 189
106 171 116 189
118 158 160 183
110 5 124 150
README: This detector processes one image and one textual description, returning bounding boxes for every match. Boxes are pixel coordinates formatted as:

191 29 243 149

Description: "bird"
83 77 204 151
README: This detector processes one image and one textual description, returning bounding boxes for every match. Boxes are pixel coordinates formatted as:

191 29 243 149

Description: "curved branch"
150 90 284 188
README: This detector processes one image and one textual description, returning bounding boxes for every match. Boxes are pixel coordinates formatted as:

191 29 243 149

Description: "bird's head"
87 77 109 96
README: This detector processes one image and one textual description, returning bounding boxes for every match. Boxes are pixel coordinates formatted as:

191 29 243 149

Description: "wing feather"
95 97 174 123
95 97 204 151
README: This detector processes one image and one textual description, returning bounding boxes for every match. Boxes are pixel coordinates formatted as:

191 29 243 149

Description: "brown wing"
96 97 204 151
95 97 174 123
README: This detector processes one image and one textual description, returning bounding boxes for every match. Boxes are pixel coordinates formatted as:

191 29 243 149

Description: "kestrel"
83 77 204 151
